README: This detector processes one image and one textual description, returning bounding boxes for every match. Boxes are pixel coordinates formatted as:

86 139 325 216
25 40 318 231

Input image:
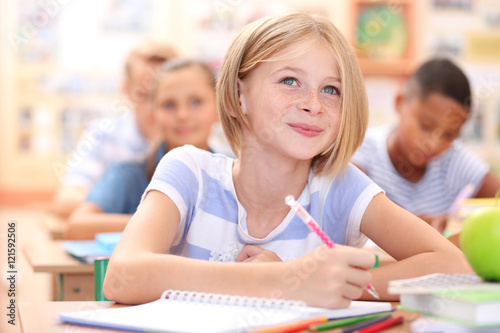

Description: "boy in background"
50 41 177 217
352 58 500 233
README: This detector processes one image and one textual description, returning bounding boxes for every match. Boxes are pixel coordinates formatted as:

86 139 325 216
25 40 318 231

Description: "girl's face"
154 66 217 151
237 41 342 161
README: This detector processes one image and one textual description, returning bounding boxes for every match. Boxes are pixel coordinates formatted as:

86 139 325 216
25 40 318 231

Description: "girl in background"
67 59 220 239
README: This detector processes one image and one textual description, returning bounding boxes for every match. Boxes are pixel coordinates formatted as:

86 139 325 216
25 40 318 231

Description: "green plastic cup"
94 257 110 301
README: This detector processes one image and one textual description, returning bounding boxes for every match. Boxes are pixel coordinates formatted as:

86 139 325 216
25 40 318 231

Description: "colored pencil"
251 316 328 333
330 315 393 333
353 315 403 333
309 312 393 331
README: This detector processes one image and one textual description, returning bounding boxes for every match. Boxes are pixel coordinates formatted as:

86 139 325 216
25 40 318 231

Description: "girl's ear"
237 78 248 116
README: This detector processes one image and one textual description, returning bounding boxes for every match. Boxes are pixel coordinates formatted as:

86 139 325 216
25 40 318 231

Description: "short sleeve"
86 162 147 214
62 115 151 189
446 142 489 195
143 146 202 224
322 164 384 248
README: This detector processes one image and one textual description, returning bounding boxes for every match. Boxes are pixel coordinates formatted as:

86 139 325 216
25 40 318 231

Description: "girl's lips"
288 123 323 138
176 127 194 135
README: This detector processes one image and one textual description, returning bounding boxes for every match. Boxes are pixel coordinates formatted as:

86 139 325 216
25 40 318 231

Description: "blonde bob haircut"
217 12 368 178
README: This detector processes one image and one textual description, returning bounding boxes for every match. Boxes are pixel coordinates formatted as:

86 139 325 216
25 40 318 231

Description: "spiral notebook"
59 290 391 333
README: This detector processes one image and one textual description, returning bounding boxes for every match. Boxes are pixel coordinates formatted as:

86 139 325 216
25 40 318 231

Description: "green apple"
460 206 500 281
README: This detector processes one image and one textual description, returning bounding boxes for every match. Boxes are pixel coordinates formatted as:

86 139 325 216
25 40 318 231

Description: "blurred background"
0 0 499 205
0 1 499 332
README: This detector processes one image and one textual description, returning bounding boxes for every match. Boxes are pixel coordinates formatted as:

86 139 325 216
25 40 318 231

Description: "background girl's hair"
404 58 472 111
146 58 216 180
150 58 216 101
216 12 368 177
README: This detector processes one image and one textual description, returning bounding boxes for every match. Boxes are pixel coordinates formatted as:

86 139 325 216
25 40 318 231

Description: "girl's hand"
283 245 374 309
235 245 282 263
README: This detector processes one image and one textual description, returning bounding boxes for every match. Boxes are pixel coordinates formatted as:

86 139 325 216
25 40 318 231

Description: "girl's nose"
299 89 322 115
176 106 189 120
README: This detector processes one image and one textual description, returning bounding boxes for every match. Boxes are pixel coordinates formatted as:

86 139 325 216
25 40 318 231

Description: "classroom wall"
0 0 499 203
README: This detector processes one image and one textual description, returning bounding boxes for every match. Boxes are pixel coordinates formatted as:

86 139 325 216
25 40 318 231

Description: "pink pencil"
285 195 380 299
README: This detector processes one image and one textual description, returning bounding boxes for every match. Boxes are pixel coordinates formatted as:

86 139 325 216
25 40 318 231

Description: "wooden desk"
23 241 94 301
19 301 420 333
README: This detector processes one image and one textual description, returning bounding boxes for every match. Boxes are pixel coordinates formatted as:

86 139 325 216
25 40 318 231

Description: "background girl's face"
154 66 217 151
238 41 342 161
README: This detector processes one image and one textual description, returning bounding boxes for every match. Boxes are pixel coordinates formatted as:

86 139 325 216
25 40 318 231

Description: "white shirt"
351 126 489 216
144 145 383 262
62 113 151 190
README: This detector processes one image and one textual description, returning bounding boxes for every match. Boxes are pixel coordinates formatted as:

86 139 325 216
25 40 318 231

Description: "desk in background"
23 241 94 301
19 301 420 333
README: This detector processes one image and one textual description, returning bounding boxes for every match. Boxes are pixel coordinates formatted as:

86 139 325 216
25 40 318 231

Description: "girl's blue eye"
281 78 297 86
190 98 201 107
162 102 175 110
322 86 338 95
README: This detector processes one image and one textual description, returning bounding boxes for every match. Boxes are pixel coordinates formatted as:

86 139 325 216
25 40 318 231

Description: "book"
388 273 500 295
454 198 498 220
411 317 500 333
400 290 500 327
63 232 122 264
59 289 392 333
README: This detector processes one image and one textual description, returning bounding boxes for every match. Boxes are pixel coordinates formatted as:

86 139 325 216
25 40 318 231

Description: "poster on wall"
352 0 415 76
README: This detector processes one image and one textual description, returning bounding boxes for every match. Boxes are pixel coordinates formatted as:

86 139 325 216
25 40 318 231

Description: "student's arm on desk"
66 202 131 240
360 193 473 301
104 190 374 308
475 172 500 197
34 185 87 218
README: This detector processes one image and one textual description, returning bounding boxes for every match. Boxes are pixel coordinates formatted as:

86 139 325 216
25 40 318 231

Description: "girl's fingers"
345 265 373 289
342 282 364 300
344 248 376 270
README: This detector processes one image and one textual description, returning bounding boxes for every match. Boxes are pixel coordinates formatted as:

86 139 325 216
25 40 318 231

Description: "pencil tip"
368 287 380 299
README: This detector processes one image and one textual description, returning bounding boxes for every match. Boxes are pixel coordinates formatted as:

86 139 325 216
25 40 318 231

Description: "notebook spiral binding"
161 290 306 311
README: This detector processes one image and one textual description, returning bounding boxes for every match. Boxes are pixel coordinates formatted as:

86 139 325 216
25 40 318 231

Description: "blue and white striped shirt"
351 126 489 216
144 145 382 262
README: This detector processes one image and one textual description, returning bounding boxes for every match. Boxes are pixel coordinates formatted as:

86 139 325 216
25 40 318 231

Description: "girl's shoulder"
161 145 234 173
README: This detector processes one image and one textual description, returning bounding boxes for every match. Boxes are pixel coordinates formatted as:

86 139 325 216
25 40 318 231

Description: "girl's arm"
66 202 131 240
103 190 375 308
360 193 473 301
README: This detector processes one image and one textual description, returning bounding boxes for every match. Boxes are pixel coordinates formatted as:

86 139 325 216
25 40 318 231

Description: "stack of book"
389 273 500 332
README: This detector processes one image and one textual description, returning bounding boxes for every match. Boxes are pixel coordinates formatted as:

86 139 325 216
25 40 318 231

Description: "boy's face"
154 66 217 151
395 92 468 167
123 60 159 140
